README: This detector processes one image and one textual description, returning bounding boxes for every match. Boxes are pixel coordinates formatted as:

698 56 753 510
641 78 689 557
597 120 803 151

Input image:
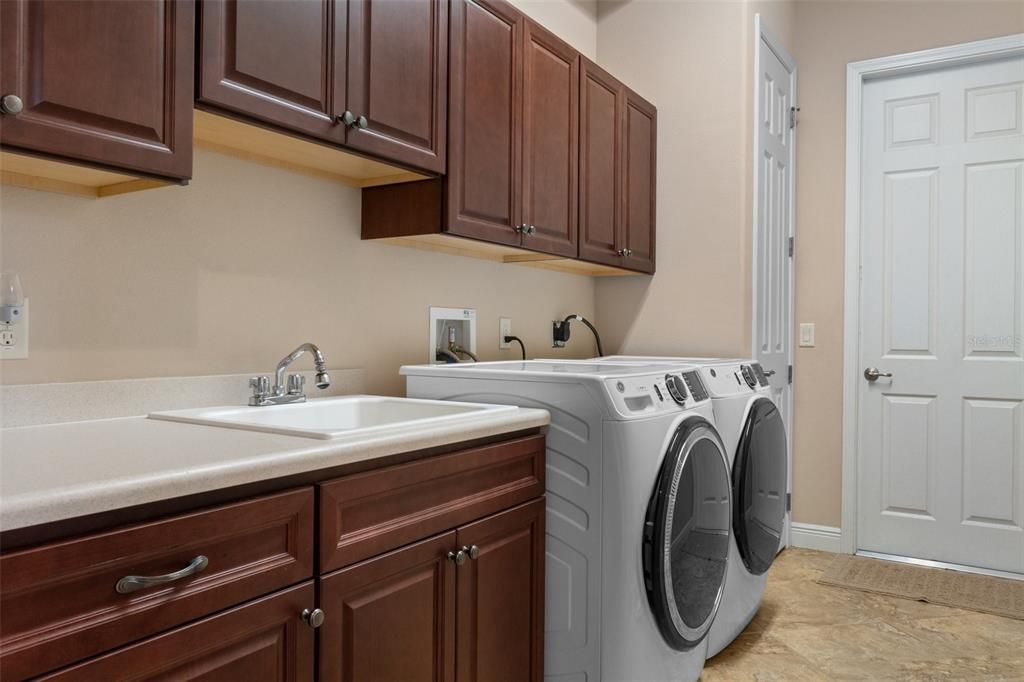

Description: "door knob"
337 110 356 126
301 608 326 629
524 225 536 235
617 249 626 256
863 367 893 382
448 549 467 565
462 544 481 560
513 224 524 233
355 115 368 129
1 94 23 115
764 369 776 377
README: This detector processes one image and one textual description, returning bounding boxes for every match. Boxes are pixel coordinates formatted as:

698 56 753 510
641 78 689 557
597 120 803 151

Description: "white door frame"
840 33 1024 555
751 14 796 545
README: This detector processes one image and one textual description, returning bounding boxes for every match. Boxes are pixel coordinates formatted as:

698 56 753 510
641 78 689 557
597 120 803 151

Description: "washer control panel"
606 372 709 415
698 362 767 397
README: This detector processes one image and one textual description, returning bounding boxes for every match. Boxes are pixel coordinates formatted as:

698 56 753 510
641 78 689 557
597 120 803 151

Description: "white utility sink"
149 395 518 440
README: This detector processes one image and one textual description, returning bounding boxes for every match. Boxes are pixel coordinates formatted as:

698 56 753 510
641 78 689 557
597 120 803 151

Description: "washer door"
642 418 731 651
733 397 788 575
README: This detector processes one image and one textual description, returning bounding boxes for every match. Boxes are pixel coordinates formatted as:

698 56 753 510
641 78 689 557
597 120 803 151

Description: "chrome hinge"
789 106 800 129
786 492 792 512
788 236 794 257
788 365 793 384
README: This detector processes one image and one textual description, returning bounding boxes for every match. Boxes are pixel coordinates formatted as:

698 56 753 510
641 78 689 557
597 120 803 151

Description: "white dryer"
401 360 733 682
595 356 788 658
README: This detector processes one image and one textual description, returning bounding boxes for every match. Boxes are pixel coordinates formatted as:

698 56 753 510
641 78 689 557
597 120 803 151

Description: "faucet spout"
275 343 330 393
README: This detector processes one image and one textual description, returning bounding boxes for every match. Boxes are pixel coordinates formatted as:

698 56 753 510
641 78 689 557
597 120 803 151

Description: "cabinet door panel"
622 89 657 273
198 0 344 144
447 0 523 245
456 499 545 682
39 583 314 681
320 533 456 682
579 58 623 267
521 20 578 258
0 0 193 179
346 0 447 173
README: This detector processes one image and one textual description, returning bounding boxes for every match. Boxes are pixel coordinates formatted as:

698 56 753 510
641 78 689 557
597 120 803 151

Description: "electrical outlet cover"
0 298 29 360
499 318 512 349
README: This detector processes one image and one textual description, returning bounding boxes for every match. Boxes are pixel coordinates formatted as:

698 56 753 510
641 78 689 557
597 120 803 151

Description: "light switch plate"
0 298 29 360
798 322 815 348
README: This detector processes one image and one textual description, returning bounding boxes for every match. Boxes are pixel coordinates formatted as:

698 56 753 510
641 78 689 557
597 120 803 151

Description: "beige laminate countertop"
0 407 549 532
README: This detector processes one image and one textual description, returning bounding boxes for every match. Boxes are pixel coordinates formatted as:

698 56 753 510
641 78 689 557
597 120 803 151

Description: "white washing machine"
594 356 788 658
401 360 733 682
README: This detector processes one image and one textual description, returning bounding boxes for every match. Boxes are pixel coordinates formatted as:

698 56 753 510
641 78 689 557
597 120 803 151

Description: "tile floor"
702 548 1024 681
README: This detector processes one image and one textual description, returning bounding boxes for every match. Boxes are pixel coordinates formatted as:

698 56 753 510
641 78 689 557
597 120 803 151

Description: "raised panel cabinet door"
520 20 579 258
455 499 545 682
37 583 315 681
621 88 657 273
345 0 447 173
319 532 457 682
578 58 623 267
0 0 193 179
198 0 345 144
447 0 523 246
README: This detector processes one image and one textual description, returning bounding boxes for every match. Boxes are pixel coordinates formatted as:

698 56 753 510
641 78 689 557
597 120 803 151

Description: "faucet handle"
287 373 306 396
249 376 270 399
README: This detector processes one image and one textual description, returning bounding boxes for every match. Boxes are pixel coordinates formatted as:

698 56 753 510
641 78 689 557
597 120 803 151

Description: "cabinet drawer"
0 487 314 680
39 582 315 681
319 435 544 572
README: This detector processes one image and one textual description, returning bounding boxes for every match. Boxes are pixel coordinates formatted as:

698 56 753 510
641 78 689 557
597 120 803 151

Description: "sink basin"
149 395 518 440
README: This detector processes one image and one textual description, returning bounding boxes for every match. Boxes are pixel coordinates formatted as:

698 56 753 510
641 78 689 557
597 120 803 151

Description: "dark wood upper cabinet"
447 0 524 245
0 0 194 180
198 0 345 145
456 499 545 682
199 0 447 173
345 0 447 173
622 87 657 273
319 532 457 682
578 58 623 267
521 20 579 258
577 59 657 274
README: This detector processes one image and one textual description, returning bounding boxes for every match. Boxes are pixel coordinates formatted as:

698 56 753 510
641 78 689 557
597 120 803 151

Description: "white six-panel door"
753 18 795 547
858 55 1024 573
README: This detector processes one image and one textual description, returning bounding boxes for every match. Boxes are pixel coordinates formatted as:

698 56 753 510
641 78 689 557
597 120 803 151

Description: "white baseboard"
789 522 842 553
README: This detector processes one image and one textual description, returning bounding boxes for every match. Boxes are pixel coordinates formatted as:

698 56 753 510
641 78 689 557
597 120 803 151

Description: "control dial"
740 365 757 389
664 374 688 405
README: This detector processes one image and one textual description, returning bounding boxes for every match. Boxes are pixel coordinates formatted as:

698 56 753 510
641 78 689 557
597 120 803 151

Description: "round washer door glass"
733 398 788 575
643 418 731 651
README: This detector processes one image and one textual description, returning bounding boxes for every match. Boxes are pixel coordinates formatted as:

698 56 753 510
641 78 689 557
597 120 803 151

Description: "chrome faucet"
249 343 331 406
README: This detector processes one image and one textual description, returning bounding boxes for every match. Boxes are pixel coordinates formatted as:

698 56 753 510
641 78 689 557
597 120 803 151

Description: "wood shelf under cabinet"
362 179 638 277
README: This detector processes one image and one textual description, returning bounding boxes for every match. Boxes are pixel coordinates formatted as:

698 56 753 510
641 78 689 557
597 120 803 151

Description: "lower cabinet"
0 435 546 681
319 499 546 682
39 582 315 681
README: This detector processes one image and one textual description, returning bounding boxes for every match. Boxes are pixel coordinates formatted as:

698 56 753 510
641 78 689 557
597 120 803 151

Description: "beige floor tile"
704 548 1024 682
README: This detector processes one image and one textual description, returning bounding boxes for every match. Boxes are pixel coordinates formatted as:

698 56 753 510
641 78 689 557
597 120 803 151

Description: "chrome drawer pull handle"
116 555 209 594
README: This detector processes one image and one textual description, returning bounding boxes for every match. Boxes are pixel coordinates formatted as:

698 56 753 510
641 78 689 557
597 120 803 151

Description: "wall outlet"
798 322 815 348
0 298 29 360
499 318 512 349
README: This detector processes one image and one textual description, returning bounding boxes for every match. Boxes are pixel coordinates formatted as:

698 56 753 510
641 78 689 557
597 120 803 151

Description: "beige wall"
789 0 1024 527
0 148 598 395
515 0 598 58
595 0 753 358
595 0 1023 529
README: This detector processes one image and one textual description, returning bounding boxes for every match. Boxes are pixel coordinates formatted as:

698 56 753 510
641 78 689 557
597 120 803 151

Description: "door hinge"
788 236 794 257
788 365 793 384
786 492 792 512
789 106 800 129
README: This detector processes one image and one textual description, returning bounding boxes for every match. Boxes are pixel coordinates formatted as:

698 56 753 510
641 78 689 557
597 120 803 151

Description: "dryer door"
733 397 788 575
642 418 731 651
